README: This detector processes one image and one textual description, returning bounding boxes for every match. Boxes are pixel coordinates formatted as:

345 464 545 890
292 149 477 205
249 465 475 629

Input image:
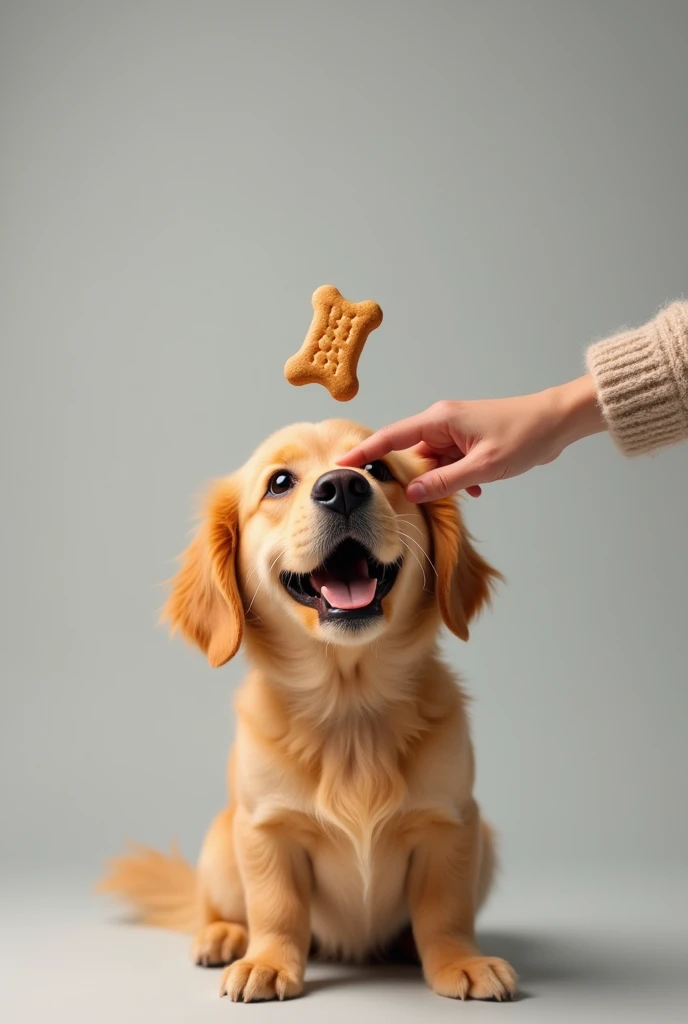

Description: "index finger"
337 414 427 466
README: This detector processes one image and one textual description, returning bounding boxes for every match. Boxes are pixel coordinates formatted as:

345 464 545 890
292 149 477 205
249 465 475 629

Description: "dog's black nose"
311 469 372 517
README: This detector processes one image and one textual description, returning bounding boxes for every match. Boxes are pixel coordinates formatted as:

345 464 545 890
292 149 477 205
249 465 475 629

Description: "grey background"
1 1 687 1021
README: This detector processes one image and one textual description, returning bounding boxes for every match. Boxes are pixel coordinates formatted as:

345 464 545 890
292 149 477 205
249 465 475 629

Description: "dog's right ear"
425 494 502 642
161 478 243 668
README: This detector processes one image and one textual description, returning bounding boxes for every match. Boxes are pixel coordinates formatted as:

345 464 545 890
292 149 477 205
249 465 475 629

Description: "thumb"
406 451 490 502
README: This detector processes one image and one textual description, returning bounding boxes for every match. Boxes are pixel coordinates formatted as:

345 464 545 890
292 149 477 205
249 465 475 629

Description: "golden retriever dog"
99 418 518 1002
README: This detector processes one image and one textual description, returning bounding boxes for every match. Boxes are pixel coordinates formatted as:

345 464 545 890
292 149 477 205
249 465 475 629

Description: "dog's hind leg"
193 807 248 967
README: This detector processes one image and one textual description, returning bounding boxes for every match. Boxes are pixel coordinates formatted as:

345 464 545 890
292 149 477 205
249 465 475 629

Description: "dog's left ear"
426 496 502 641
161 478 244 668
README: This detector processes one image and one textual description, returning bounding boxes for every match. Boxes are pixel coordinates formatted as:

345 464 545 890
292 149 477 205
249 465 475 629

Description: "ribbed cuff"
586 302 688 456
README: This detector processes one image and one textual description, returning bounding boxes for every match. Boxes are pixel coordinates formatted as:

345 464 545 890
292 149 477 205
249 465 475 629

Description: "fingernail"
407 481 427 502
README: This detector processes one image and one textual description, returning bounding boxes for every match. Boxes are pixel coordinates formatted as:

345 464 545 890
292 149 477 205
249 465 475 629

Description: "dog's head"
162 420 500 666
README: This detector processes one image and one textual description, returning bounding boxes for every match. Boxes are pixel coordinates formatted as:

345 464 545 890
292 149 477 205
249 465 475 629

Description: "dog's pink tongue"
311 557 377 610
320 578 377 610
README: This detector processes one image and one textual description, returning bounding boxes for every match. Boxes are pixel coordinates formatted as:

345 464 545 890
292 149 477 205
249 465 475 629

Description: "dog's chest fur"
241 683 468 961
308 816 416 959
305 763 461 960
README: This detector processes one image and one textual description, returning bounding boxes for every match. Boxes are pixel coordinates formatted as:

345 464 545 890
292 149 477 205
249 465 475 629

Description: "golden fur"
99 419 517 1002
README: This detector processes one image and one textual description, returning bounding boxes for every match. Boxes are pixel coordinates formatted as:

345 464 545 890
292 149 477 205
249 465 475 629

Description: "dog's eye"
362 460 395 483
266 470 296 496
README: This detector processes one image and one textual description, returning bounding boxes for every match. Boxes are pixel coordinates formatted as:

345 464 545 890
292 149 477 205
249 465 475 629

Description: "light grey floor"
2 868 687 1023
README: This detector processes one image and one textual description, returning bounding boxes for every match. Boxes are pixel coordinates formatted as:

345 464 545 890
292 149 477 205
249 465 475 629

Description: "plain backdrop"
2 0 687 909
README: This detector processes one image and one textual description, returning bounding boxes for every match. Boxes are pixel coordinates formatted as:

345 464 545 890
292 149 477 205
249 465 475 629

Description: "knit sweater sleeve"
586 301 688 456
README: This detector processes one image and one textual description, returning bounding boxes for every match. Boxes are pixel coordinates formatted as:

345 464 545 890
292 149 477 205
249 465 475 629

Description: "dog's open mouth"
280 538 402 624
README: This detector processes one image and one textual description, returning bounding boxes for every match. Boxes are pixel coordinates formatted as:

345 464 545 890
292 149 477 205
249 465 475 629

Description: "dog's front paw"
219 958 303 1002
429 956 518 1001
192 921 248 967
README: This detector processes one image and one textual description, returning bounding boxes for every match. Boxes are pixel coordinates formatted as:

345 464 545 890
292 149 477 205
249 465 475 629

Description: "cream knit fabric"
586 301 688 455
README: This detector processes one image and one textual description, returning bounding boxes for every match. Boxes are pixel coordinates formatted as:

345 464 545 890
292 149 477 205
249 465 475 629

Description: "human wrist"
546 375 606 449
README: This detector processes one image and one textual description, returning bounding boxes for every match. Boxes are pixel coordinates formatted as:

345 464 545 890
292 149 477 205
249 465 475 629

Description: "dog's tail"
97 843 199 934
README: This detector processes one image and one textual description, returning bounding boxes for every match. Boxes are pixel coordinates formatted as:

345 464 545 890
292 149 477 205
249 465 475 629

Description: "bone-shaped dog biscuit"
285 285 383 402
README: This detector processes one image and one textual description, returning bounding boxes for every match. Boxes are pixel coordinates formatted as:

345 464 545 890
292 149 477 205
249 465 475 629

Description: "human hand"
338 376 605 502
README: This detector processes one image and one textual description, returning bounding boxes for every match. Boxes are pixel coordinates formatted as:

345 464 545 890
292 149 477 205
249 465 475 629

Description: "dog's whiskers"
398 538 429 593
395 529 438 579
244 558 263 588
245 547 289 616
379 513 425 540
